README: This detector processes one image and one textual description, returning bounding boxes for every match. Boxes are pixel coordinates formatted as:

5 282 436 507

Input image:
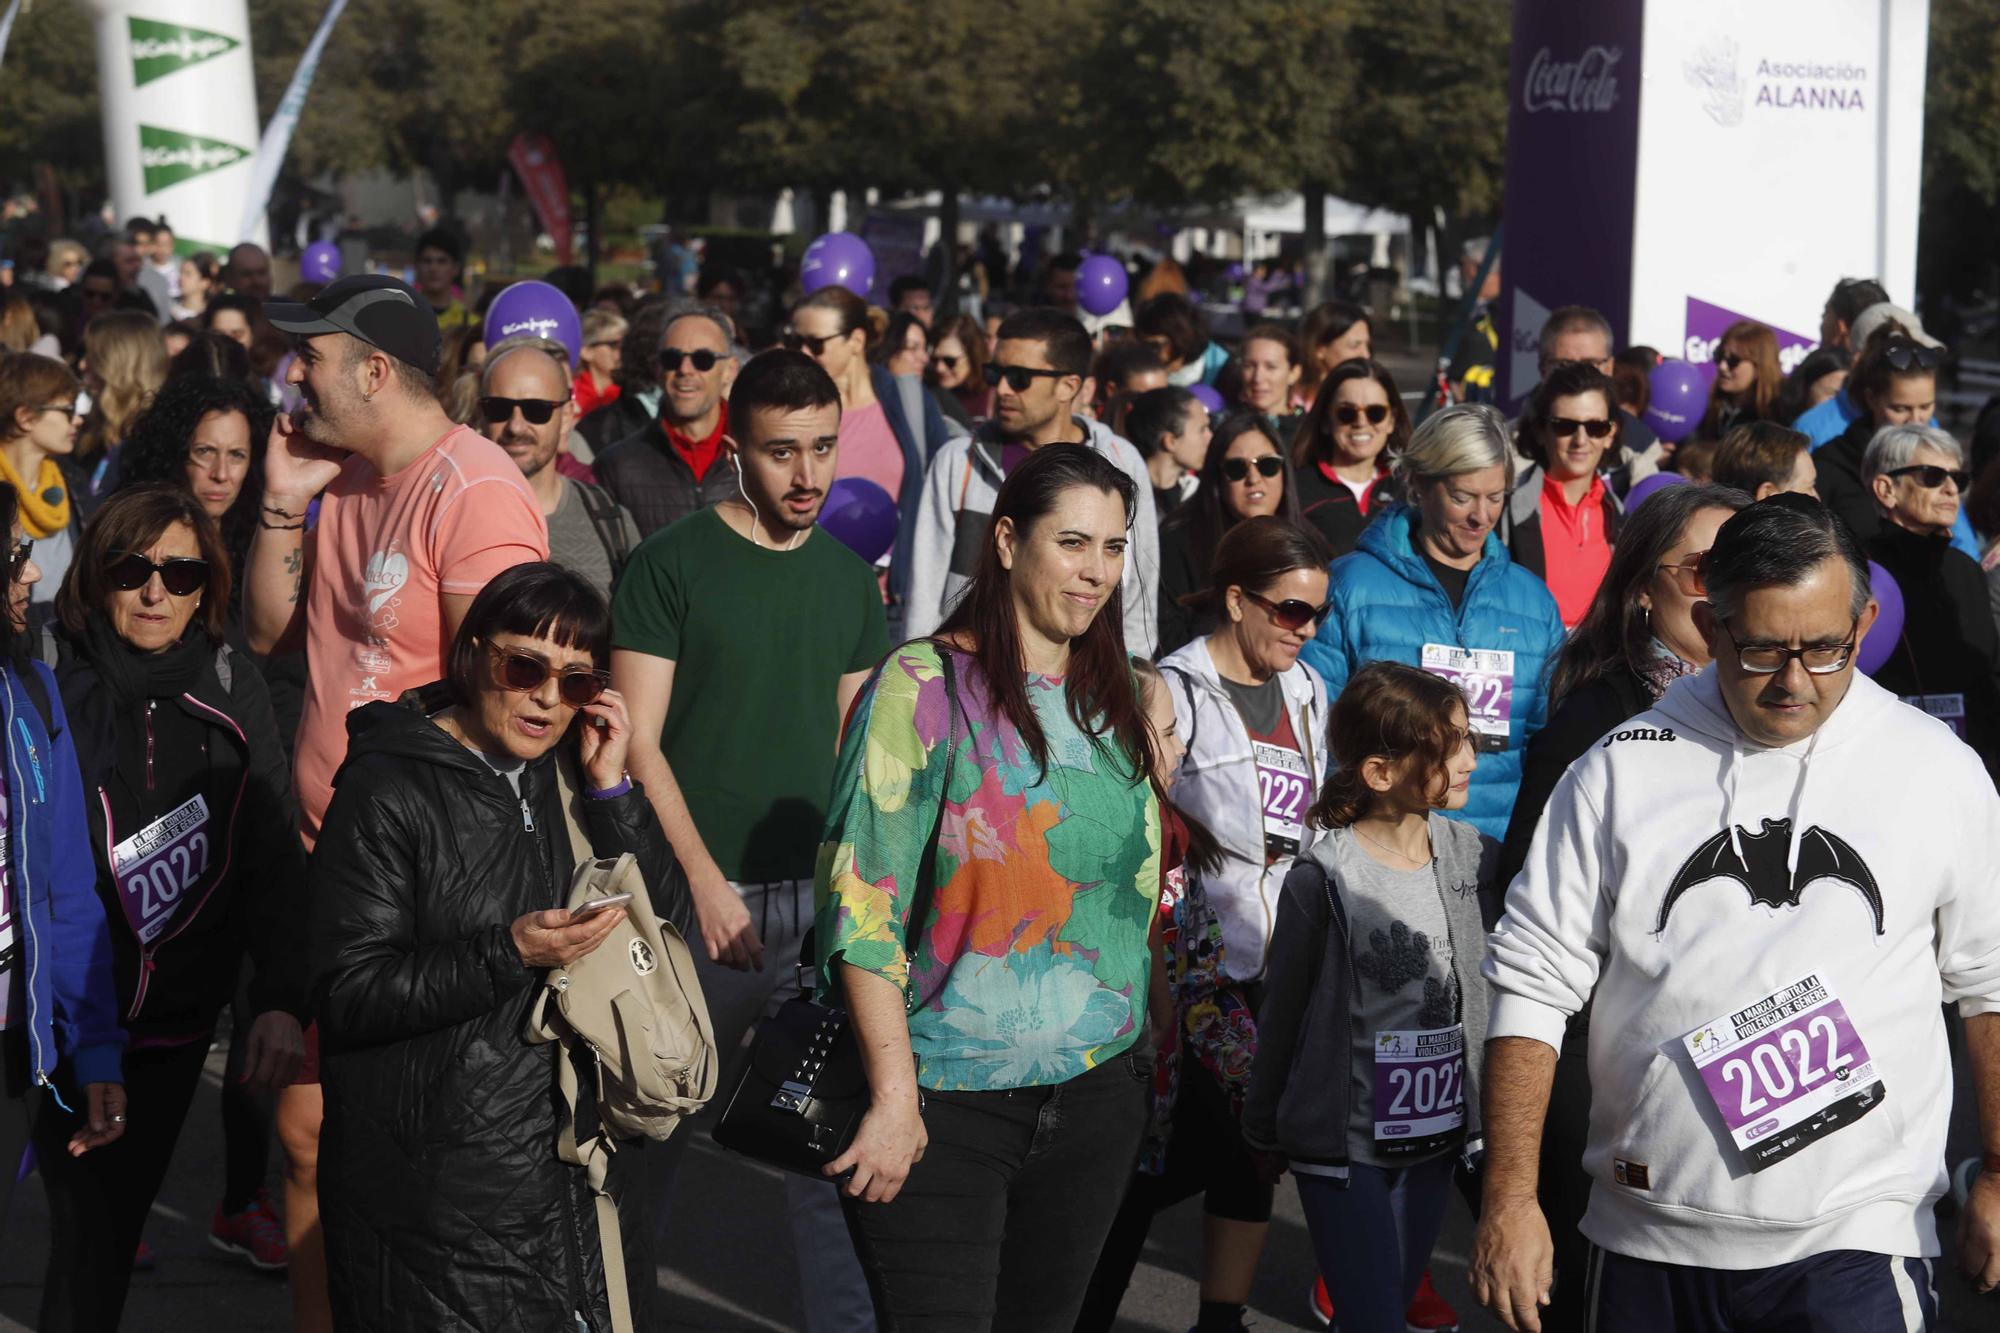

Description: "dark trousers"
1294 1157 1455 1333
34 1039 214 1332
0 1027 39 1231
843 1052 1149 1332
1587 1246 1937 1332
1540 1020 1596 1332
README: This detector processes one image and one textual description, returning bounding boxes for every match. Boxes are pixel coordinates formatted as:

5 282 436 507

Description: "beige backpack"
526 756 717 1332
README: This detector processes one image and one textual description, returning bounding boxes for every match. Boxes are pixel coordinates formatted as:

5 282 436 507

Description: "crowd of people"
1 207 1999 1333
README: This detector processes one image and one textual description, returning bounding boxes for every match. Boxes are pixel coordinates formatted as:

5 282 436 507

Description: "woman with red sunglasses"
307 560 688 1331
39 483 306 1327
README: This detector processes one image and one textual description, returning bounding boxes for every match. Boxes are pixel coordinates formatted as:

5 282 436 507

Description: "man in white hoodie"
1473 494 2000 1331
904 307 1158 655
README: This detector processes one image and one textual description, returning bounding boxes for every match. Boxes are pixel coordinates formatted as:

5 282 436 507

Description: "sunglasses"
1549 417 1615 439
1886 463 1969 490
658 347 720 374
931 353 962 370
479 396 563 426
1221 455 1284 483
486 644 610 707
1716 352 1747 372
781 331 838 355
1655 551 1709 598
1244 589 1331 631
983 363 1069 392
1333 403 1390 427
1883 343 1942 372
107 552 208 596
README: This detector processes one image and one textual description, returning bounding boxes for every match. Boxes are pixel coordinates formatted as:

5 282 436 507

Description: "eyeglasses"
34 403 80 421
657 347 720 374
782 331 838 356
479 396 563 426
1549 417 1615 439
1654 551 1709 598
1885 463 1968 490
1716 352 1746 372
1718 617 1859 675
1243 589 1332 631
1221 456 1284 483
1333 403 1390 427
486 644 610 707
931 353 962 370
1883 343 1942 373
983 363 1069 392
106 552 208 596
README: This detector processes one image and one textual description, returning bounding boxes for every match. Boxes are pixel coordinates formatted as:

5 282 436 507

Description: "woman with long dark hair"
815 444 1162 1331
1297 301 1373 408
1289 357 1410 557
1158 413 1308 656
115 375 273 599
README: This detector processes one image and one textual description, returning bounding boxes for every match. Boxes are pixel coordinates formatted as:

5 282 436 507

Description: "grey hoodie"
903 414 1159 655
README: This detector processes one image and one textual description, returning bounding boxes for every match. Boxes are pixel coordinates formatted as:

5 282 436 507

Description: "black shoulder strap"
572 480 633 583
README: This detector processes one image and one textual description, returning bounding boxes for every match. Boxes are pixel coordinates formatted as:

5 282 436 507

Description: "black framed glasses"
782 331 838 356
1883 343 1942 373
486 644 610 707
657 347 720 374
479 396 563 426
1243 589 1332 631
1654 551 1709 598
1221 455 1284 483
1333 403 1391 427
1718 617 1858 675
106 552 208 597
1549 416 1615 439
1886 464 1967 490
931 353 962 370
983 363 1069 392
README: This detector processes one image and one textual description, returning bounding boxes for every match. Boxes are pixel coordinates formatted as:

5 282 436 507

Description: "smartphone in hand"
570 891 634 922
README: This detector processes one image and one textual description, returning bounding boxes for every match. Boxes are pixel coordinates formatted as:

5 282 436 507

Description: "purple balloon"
1624 471 1687 510
1857 560 1904 676
484 280 582 366
800 232 876 298
819 477 898 564
1077 254 1129 317
1643 361 1707 444
1188 384 1225 414
301 241 341 283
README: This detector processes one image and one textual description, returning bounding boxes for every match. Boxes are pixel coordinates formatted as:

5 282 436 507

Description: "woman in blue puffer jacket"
1300 404 1565 838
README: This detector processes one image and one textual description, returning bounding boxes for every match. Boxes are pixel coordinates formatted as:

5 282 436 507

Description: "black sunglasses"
1244 590 1331 631
1549 416 1615 439
1883 343 1942 372
1886 463 1969 490
931 353 962 370
486 644 610 707
1716 352 1746 372
106 552 208 597
1221 456 1284 482
479 396 563 426
983 363 1069 392
658 347 720 374
782 331 838 355
1333 403 1390 427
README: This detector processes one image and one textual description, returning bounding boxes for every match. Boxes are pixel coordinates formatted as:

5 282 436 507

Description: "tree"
0 1 105 208
1917 0 2000 311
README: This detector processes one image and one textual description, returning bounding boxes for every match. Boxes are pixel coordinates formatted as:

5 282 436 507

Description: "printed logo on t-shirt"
365 547 410 617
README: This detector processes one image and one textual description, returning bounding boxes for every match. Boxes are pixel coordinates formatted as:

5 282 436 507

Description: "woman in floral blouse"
814 443 1162 1330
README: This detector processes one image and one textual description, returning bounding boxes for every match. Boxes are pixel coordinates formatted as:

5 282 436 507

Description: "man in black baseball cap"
267 273 442 376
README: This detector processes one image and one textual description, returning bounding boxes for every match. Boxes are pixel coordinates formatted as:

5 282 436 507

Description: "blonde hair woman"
77 312 168 495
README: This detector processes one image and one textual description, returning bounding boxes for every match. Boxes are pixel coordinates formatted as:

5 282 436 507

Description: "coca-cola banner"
1498 2 1645 405
509 132 574 265
1498 0 1929 408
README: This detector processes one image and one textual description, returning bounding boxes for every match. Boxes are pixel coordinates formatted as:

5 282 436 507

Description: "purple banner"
1497 0 1647 404
1682 296 1819 394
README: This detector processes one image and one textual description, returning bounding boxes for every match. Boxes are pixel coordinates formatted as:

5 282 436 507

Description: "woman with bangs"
1697 319 1781 438
1289 357 1411 558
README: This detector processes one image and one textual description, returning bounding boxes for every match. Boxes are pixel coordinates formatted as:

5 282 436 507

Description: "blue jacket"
2 661 125 1091
873 363 949 605
1299 506 1566 838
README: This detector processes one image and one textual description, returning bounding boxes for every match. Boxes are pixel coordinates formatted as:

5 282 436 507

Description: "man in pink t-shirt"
244 274 548 846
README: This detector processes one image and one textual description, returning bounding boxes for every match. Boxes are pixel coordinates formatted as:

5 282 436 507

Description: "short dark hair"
994 307 1092 378
1133 294 1207 367
728 348 841 437
201 293 260 330
1048 252 1083 275
80 258 119 287
444 562 610 707
696 265 744 299
1826 278 1890 331
1537 305 1613 371
1711 422 1811 495
415 227 464 267
888 275 931 304
1093 339 1165 393
56 483 233 642
125 218 157 241
1516 361 1620 465
1703 493 1871 622
1122 386 1196 459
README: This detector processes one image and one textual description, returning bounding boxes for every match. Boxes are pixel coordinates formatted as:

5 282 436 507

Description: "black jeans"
0 1027 38 1233
1539 1018 1595 1333
34 1038 214 1332
843 1052 1149 1332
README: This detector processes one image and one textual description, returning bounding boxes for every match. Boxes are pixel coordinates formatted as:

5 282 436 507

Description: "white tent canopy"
1234 193 1410 240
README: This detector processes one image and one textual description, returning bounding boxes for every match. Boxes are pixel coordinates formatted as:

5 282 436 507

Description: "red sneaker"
132 1239 156 1272
1310 1275 1333 1327
210 1189 289 1271
1404 1270 1459 1332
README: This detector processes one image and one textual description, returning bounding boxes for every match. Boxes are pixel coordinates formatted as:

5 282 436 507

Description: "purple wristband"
586 776 632 801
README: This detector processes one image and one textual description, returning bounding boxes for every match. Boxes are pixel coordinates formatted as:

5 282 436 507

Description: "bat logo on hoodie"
1655 818 1884 936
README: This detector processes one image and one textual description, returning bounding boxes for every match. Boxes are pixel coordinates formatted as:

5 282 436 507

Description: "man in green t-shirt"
610 349 887 1322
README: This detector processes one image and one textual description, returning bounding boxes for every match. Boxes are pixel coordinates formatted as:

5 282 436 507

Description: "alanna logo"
139 126 251 194
128 18 241 87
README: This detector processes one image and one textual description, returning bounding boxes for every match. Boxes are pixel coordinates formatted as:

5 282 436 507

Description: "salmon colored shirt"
1538 471 1613 629
293 426 548 846
838 400 904 502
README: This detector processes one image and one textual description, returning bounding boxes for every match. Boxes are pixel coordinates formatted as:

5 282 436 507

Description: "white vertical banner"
0 0 24 73
81 0 266 253
238 0 349 243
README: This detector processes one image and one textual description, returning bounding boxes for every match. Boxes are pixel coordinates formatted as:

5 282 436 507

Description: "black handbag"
710 650 961 1177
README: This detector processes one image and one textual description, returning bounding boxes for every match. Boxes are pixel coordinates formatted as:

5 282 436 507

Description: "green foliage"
0 0 102 192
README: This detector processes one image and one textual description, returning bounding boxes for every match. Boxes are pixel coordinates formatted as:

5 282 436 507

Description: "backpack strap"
571 480 633 585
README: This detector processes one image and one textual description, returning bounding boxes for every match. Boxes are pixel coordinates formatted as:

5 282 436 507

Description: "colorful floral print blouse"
814 642 1162 1092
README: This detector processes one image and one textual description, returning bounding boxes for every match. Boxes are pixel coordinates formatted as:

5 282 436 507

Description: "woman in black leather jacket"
308 562 690 1333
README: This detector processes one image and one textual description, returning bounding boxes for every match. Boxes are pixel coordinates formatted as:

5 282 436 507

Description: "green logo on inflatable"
139 126 251 194
129 17 241 87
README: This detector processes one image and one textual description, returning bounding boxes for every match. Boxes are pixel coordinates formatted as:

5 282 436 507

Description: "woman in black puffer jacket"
308 563 690 1333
